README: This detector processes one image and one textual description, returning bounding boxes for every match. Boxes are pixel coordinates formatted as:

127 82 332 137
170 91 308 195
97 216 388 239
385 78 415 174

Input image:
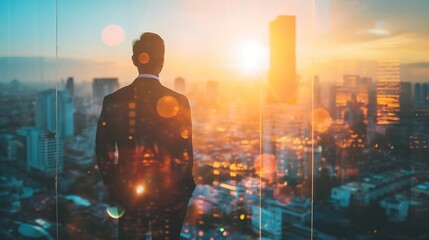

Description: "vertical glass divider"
55 0 59 239
311 1 316 239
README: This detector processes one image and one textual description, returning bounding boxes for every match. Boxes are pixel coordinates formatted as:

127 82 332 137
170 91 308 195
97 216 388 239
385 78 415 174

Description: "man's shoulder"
161 86 189 105
103 85 133 104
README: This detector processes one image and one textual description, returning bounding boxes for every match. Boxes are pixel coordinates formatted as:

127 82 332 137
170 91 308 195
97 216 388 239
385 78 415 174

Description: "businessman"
96 32 195 239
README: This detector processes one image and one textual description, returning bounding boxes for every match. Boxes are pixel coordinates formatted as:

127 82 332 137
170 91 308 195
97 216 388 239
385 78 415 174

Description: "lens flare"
310 108 333 133
236 39 269 74
157 96 179 118
101 24 125 46
181 129 190 139
136 185 144 195
106 206 125 219
254 154 277 179
138 52 150 65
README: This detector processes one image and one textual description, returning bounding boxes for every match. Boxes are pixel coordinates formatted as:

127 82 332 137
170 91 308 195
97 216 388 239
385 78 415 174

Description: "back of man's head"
132 32 165 72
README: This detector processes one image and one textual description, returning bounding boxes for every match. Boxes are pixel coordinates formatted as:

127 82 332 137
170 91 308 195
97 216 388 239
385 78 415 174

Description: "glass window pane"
313 1 429 239
0 1 59 239
3 1 429 239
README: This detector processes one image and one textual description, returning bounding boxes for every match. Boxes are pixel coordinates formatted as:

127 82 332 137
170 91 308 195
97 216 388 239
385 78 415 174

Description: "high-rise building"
16 127 63 176
414 83 422 109
267 15 297 104
174 77 185 94
313 76 322 107
36 89 74 137
66 77 74 97
423 83 429 108
400 82 412 113
303 145 322 179
92 78 119 106
414 82 429 110
376 60 401 125
0 134 17 161
332 75 371 124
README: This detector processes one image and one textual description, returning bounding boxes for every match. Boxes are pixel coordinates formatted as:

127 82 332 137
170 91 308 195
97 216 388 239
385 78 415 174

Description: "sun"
236 39 268 74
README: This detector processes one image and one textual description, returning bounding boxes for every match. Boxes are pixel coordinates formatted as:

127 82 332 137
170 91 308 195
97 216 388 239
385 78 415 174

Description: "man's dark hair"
132 32 165 70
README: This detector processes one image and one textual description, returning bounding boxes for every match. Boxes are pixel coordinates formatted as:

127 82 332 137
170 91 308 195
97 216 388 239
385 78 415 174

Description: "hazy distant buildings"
16 127 63 176
329 75 371 124
0 134 17 161
376 60 401 125
36 89 74 137
414 82 429 109
303 146 322 179
66 77 74 97
92 78 119 106
174 77 186 94
267 15 297 104
399 82 412 113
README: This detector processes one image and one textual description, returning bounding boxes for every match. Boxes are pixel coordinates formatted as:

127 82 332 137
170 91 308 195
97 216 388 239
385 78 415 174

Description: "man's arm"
95 97 117 202
179 97 196 200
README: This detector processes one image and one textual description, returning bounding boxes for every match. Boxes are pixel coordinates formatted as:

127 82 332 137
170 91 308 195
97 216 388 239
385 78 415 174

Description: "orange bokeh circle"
138 52 150 65
310 108 333 133
157 96 179 118
254 153 277 178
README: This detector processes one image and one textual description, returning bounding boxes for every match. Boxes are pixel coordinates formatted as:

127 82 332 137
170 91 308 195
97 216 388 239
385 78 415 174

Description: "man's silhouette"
96 32 195 240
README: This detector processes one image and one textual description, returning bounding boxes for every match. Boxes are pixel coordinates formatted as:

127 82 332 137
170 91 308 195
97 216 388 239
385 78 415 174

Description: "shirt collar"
137 73 160 81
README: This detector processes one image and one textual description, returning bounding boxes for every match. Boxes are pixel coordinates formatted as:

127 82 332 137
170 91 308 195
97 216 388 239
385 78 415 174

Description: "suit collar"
137 73 160 81
132 77 162 86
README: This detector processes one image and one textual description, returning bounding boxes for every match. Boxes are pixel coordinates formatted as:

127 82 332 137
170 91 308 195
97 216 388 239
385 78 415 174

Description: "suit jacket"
96 77 195 211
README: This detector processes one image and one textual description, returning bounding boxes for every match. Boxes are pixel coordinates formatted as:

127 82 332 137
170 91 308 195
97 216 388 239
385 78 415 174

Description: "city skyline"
1 1 429 239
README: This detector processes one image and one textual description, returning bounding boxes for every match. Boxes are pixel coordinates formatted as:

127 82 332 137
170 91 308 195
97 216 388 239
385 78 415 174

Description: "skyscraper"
400 82 412 113
267 15 297 104
36 89 74 137
174 77 185 94
414 82 429 109
16 127 63 175
0 134 17 161
66 77 74 97
376 60 401 125
414 83 422 109
92 78 119 106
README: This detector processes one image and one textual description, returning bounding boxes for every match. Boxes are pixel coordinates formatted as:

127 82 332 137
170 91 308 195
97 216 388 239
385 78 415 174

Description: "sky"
1 0 429 85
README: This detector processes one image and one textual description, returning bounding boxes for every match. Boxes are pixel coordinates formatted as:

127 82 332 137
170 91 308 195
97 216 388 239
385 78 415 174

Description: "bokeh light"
106 206 125 219
136 185 144 195
193 199 212 214
273 185 295 205
101 24 125 46
254 154 277 179
138 52 150 65
181 129 190 139
157 96 179 118
310 108 333 133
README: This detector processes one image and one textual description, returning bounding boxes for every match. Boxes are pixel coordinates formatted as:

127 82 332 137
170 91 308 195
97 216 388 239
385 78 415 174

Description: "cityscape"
2 1 429 240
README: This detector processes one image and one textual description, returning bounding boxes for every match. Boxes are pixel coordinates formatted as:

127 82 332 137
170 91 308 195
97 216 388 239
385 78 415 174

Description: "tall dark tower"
66 77 74 97
267 16 297 104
